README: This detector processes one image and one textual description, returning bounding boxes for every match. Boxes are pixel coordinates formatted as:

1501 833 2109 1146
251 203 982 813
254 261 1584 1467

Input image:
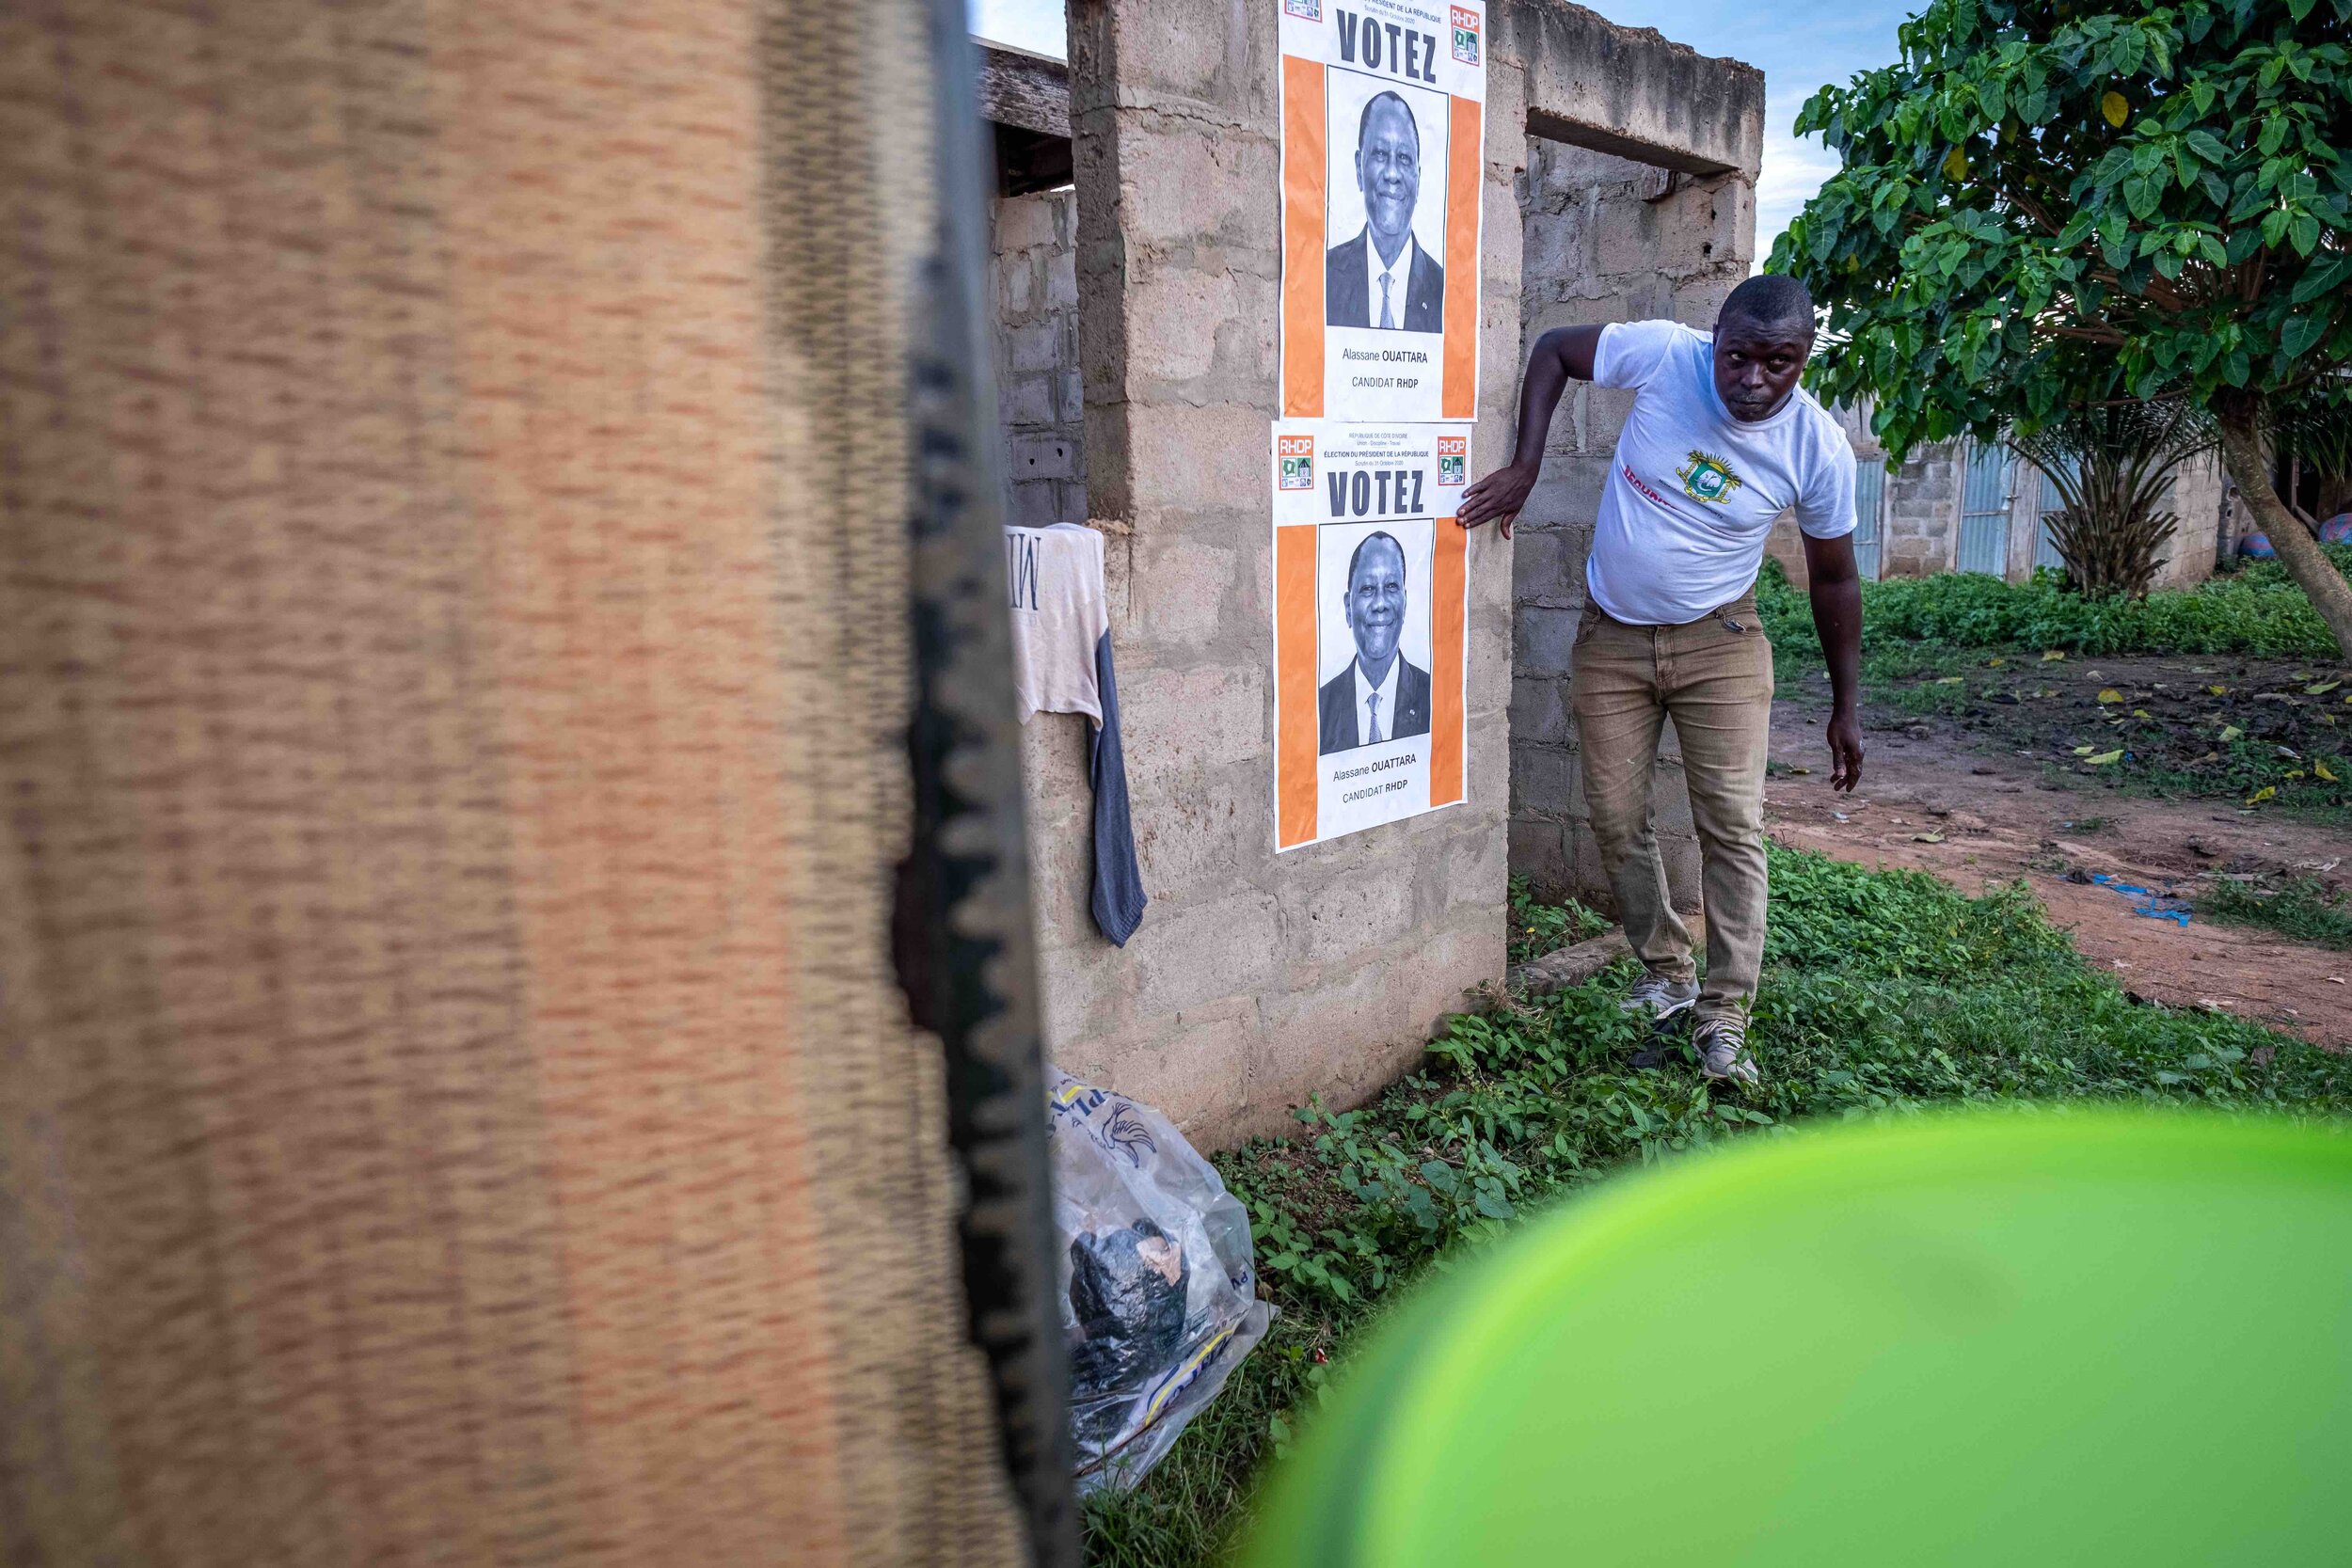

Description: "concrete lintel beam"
1499 0 1765 181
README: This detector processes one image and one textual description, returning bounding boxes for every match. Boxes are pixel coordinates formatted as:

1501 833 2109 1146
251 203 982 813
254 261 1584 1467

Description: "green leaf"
2290 211 2321 256
2293 257 2352 303
2282 314 2329 359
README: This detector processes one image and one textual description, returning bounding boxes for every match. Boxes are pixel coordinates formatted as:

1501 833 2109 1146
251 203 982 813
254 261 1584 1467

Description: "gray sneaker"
1695 1016 1759 1085
1621 974 1699 1022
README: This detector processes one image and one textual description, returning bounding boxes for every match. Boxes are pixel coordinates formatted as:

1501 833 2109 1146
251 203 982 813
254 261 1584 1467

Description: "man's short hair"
1358 90 1419 154
1346 530 1406 589
1718 273 1816 338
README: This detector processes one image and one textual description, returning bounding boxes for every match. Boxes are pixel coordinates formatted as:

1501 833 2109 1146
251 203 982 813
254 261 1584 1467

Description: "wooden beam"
977 43 1069 139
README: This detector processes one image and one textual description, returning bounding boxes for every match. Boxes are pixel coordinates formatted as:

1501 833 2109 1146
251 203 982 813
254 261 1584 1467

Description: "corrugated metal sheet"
1853 458 1884 580
2032 456 2077 573
1958 440 2012 577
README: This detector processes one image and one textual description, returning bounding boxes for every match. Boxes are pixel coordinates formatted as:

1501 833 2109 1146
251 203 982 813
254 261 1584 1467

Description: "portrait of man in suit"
1325 90 1445 333
1319 531 1432 754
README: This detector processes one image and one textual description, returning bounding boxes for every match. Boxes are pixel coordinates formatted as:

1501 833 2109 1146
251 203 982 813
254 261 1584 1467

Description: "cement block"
1128 760 1263 898
1124 405 1267 511
1039 942 1136 1057
1125 266 1236 388
1107 3 1236 102
1010 432 1076 482
1510 525 1584 610
1009 478 1061 526
1283 862 1418 967
1514 603 1581 679
1128 531 1239 645
1116 997 1262 1138
996 253 1035 317
994 190 1059 253
1511 741 1580 821
1510 673 1569 740
1006 318 1065 374
1057 368 1086 423
997 372 1057 429
1117 121 1281 256
1134 890 1283 1017
1595 197 1663 277
1425 822 1509 923
1119 662 1268 777
1045 247 1078 309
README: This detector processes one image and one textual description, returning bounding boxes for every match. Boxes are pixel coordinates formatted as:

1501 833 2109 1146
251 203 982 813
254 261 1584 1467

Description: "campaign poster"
1279 0 1486 423
1272 421 1470 850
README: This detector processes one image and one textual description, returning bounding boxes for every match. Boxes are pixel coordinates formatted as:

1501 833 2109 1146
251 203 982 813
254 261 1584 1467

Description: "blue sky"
966 0 1916 260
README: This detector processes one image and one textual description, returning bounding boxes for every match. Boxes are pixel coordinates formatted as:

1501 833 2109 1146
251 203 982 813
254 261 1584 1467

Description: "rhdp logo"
1284 0 1322 19
1437 435 1468 485
1451 6 1481 64
1279 434 1315 490
1677 450 1744 505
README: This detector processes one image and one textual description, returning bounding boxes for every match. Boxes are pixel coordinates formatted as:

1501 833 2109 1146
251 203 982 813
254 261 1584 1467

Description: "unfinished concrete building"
982 3 1764 1144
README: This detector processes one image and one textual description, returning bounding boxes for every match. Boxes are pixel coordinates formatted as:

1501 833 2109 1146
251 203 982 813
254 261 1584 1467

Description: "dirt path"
1765 702 2352 1047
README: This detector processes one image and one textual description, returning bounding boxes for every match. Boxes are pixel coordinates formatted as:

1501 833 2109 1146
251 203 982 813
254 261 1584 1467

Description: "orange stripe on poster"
1281 55 1327 420
1276 525 1320 847
1441 94 1483 420
1430 518 1467 806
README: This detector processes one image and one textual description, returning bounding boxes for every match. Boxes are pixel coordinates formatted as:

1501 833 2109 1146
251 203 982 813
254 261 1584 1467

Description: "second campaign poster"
1279 0 1486 423
1272 421 1469 850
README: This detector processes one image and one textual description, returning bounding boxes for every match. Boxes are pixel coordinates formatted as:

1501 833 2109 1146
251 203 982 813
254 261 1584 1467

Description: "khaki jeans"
1570 592 1773 1023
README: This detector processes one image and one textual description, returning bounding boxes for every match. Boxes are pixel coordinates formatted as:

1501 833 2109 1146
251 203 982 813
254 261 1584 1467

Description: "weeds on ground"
1079 847 2351 1566
1757 558 2352 824
2199 875 2352 951
1505 875 1608 968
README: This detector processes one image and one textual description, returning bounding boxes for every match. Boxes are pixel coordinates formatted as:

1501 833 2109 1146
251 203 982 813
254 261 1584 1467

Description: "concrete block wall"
1504 138 1756 911
991 187 1087 526
1038 0 1764 1146
1880 440 1965 578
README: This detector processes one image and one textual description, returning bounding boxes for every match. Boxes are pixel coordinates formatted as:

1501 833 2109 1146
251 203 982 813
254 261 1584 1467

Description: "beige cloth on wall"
1008 523 1111 724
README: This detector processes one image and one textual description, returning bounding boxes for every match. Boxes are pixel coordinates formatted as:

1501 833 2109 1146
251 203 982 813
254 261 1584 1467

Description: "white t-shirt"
1585 320 1856 626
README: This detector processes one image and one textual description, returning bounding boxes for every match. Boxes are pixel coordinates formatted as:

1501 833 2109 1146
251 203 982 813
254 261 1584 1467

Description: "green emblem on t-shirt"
1677 451 1744 505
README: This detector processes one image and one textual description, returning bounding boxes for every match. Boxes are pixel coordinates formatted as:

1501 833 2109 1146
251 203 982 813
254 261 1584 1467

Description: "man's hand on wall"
1458 461 1538 539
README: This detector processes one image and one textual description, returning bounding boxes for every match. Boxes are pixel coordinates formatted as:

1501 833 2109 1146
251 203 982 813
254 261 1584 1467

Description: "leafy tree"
2271 380 2352 518
1772 0 2352 655
2010 398 2216 594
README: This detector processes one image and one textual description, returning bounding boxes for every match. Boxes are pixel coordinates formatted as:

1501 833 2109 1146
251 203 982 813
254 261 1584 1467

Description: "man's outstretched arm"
1456 324 1604 538
1800 531 1866 792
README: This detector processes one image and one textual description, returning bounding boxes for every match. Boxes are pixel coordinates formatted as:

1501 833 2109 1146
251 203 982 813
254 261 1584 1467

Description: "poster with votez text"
1279 0 1486 423
1271 421 1470 849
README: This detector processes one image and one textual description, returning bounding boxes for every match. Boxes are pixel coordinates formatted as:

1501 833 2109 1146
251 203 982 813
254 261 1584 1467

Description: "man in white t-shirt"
1459 275 1865 1086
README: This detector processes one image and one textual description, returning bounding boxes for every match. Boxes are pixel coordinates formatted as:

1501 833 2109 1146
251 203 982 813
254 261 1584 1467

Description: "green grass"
1079 847 2352 1566
2198 875 2352 951
1505 875 1608 968
1756 546 2352 667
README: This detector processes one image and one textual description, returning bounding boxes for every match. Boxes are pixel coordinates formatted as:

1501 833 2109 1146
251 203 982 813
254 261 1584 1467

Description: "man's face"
1344 537 1406 668
1712 316 1815 422
1356 100 1421 246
